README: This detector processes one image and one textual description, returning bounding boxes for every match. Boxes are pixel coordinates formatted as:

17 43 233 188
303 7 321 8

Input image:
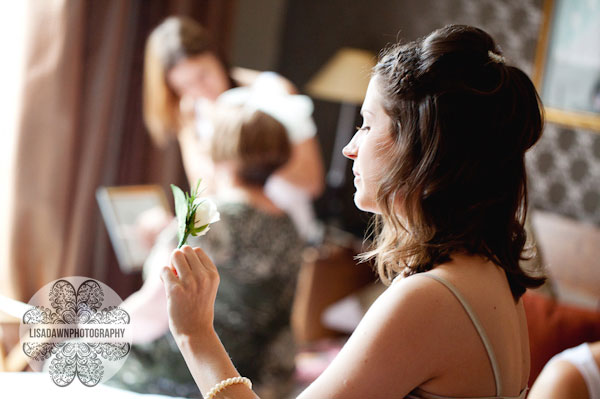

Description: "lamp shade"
305 47 376 104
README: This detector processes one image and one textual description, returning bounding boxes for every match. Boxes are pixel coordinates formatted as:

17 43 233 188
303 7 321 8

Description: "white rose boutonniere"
192 196 220 236
171 179 220 249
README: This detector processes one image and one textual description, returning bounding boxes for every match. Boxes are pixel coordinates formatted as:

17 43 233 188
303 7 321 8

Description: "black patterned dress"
108 201 304 398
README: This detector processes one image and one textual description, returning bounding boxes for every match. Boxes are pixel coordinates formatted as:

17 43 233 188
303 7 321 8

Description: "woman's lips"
352 169 360 185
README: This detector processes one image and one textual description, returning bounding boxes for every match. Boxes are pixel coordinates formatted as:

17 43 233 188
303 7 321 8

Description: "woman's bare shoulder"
529 359 589 399
387 272 453 305
590 341 600 358
297 274 460 398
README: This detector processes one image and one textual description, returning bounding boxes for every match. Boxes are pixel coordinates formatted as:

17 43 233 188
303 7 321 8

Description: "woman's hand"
134 206 172 251
160 245 220 339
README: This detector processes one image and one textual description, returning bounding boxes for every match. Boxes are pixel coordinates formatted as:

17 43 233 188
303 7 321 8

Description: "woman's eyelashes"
356 125 370 132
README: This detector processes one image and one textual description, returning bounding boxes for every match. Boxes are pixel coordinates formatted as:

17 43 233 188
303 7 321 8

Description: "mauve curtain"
1 0 235 302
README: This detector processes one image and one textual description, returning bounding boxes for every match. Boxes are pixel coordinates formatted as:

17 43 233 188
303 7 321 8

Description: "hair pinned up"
488 50 506 64
210 106 291 187
360 24 545 301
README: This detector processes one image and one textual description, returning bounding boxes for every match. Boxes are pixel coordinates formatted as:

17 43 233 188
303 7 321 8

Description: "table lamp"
305 47 376 189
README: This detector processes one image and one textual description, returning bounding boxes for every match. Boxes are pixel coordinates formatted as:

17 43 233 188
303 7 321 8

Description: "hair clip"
488 50 506 64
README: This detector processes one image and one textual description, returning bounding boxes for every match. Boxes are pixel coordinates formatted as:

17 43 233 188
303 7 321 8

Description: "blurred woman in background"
113 105 303 398
143 15 324 242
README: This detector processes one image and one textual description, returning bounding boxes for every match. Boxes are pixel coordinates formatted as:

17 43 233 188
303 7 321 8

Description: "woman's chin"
353 193 379 214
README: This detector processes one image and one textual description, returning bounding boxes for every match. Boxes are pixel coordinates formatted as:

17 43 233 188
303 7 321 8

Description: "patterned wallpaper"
528 124 600 223
279 0 600 227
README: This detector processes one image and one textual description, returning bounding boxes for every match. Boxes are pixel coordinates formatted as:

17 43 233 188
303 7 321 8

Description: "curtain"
1 0 236 302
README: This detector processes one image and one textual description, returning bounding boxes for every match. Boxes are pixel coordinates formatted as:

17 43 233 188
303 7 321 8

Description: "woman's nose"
342 133 358 160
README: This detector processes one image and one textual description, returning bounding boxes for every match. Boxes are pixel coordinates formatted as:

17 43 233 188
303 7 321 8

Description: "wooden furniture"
291 238 377 344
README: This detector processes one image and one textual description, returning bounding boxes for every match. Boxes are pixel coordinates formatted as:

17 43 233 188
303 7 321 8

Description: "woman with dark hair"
160 25 545 398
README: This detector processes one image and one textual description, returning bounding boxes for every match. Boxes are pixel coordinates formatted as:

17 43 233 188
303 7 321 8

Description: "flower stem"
177 231 190 249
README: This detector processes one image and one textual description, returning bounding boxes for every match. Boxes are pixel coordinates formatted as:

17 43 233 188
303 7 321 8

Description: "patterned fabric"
108 201 304 398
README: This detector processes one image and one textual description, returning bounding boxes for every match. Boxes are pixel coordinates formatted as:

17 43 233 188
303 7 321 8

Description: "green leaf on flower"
171 184 188 246
191 223 209 235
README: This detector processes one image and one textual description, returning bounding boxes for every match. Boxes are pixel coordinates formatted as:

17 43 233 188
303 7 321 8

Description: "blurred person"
111 105 304 398
529 341 600 399
143 15 324 243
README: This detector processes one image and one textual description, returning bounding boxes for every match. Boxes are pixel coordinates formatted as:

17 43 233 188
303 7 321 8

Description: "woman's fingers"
167 246 219 287
170 248 192 280
181 245 204 277
160 266 179 295
193 247 218 276
161 248 219 338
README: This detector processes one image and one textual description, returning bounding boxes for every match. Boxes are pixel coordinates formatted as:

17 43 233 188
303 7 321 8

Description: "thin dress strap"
420 273 503 397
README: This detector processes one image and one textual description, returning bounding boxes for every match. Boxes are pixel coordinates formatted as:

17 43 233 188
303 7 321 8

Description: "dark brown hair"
210 105 291 186
361 25 545 300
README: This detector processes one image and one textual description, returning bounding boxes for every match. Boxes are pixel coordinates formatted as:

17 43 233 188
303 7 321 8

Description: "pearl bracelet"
205 376 252 399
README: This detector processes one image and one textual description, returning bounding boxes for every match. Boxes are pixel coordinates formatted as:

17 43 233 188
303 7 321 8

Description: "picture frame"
533 0 600 132
96 185 171 273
